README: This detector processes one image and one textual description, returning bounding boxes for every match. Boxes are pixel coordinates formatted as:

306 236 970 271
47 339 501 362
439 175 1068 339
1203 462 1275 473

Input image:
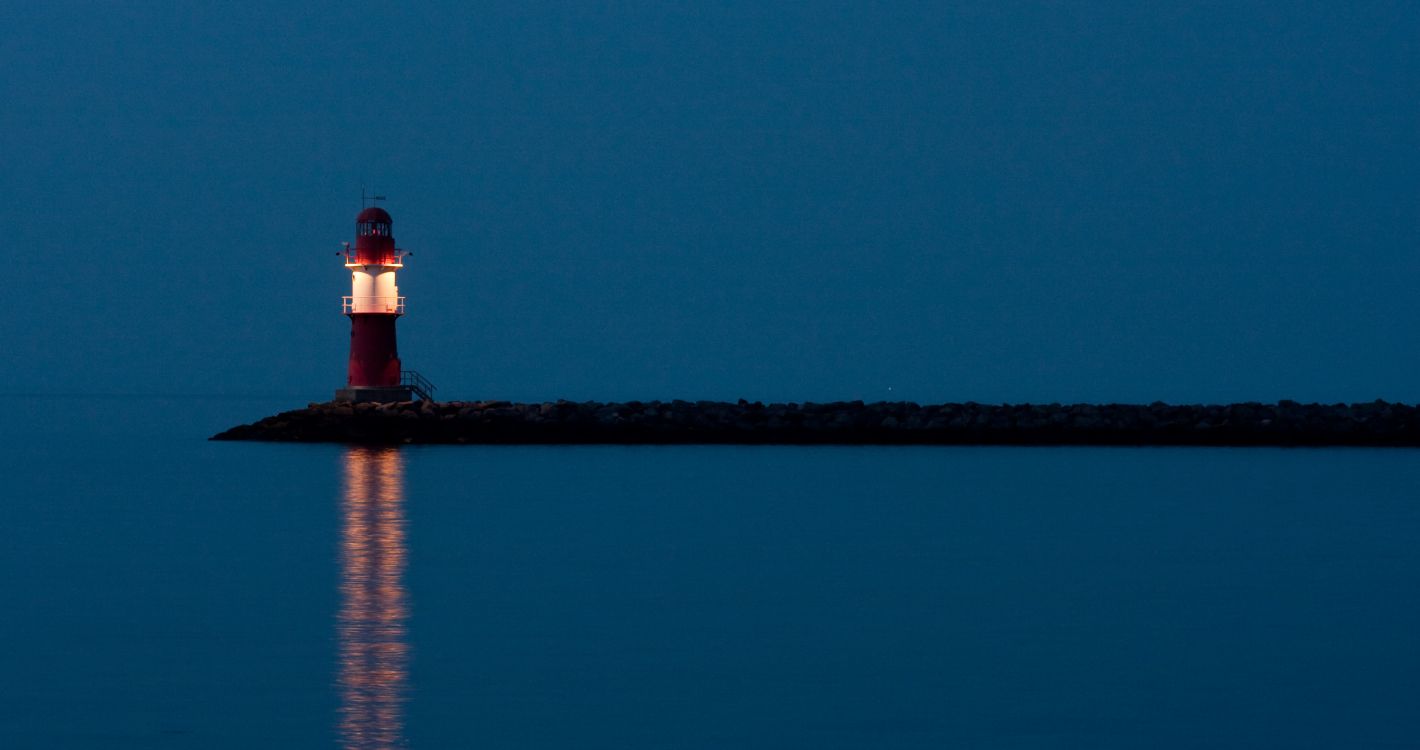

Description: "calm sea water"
3 396 1419 749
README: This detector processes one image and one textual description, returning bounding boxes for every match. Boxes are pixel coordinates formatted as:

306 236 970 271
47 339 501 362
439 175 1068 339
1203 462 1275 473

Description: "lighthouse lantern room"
335 206 417 403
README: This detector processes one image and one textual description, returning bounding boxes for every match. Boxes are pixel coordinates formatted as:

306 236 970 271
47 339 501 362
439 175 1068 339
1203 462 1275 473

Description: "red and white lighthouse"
335 206 430 403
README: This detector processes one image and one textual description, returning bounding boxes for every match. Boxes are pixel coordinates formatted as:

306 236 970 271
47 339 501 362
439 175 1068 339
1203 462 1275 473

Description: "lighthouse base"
334 386 414 404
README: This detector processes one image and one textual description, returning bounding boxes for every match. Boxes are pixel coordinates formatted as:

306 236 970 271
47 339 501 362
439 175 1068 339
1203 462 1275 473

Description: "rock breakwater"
211 399 1420 446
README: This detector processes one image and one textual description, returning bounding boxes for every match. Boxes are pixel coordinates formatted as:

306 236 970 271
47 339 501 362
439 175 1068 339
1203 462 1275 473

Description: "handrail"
342 296 406 314
400 370 436 402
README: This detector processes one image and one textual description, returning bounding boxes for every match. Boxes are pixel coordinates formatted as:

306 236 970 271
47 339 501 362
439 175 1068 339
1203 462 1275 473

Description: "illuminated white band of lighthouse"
346 260 403 314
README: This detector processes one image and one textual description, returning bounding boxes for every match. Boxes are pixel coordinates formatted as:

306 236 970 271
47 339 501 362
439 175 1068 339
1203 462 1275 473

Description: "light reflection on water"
338 447 409 749
7 408 1420 748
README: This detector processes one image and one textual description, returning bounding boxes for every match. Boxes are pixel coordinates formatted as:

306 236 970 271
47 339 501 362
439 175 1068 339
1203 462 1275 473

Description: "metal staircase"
400 370 437 402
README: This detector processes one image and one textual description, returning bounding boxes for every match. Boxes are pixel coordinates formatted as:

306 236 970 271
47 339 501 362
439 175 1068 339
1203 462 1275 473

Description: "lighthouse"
335 206 433 403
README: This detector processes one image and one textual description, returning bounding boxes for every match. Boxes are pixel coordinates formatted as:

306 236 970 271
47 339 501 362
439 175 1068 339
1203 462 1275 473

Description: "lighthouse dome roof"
356 206 392 224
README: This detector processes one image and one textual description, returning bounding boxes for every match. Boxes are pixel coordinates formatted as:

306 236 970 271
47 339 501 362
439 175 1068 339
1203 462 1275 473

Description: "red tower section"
336 207 412 403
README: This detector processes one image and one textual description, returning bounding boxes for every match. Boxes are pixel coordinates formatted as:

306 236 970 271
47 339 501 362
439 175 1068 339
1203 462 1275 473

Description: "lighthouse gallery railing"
343 296 406 314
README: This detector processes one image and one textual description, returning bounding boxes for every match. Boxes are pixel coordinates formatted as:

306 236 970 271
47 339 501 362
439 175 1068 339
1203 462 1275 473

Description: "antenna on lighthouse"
360 187 388 208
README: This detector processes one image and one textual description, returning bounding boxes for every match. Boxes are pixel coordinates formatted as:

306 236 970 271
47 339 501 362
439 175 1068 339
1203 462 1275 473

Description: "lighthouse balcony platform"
343 296 406 314
342 252 404 269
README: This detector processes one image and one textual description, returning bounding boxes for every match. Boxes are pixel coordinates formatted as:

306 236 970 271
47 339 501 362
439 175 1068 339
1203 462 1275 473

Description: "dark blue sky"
3 2 1416 404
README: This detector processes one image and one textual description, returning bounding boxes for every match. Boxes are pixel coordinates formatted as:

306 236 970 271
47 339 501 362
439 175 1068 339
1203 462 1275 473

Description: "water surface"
3 397 1418 748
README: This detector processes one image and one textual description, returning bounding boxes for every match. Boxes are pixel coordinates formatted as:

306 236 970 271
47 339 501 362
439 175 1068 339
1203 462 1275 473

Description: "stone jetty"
211 399 1420 446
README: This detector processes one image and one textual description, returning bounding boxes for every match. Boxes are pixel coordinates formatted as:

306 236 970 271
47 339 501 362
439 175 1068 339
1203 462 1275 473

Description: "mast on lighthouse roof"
335 205 433 403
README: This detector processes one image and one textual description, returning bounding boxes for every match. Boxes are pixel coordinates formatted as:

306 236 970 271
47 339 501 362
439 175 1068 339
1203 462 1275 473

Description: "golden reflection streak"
339 447 409 749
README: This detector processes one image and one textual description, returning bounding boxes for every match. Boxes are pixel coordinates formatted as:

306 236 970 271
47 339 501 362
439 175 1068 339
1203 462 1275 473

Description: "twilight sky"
2 1 1417 404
